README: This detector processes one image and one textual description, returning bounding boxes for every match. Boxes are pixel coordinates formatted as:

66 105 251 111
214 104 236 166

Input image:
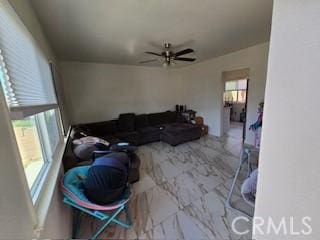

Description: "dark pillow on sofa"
135 114 149 129
118 113 136 132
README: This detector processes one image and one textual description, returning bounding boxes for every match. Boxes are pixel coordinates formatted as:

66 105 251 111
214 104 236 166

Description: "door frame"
242 78 249 142
220 68 250 140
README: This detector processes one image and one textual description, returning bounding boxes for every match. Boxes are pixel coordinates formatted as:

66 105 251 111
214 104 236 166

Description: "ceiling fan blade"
174 48 194 57
145 51 162 56
174 57 196 62
140 59 158 64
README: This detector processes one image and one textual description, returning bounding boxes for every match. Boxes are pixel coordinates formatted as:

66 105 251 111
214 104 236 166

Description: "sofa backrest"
84 120 118 137
135 114 149 129
118 113 136 132
72 110 178 137
148 111 176 126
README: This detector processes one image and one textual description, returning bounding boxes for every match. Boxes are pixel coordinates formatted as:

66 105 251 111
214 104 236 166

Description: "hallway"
227 122 244 141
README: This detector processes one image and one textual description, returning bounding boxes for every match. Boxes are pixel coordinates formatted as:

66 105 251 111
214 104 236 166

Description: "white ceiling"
30 0 273 67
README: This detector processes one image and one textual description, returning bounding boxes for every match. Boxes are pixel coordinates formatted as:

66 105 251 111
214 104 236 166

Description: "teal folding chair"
61 166 132 239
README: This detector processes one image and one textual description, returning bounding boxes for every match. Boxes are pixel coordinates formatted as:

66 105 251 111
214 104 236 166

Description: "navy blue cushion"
84 152 129 205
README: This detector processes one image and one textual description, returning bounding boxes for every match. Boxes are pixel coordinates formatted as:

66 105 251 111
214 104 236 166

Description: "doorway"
223 78 249 142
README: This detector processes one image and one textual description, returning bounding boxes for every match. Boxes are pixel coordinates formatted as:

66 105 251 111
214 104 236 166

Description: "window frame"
12 108 64 203
0 0 64 202
0 73 64 204
224 89 247 103
0 0 68 231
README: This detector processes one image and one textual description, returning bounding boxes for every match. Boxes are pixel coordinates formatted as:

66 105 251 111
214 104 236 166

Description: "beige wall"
60 62 179 124
0 0 72 238
254 0 320 239
61 43 269 145
174 42 269 144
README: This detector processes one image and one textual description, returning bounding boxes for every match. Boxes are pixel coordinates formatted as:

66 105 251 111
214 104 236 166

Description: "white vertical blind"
0 0 57 119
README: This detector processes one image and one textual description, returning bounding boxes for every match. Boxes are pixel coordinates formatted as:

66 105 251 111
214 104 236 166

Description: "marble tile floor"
227 122 244 141
77 135 256 239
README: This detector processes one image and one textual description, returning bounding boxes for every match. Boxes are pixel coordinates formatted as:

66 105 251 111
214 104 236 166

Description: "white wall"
254 0 320 239
61 43 269 145
60 62 179 124
0 0 72 238
174 42 269 144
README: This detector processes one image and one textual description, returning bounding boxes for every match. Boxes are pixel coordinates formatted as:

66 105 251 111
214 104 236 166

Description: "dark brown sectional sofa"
71 110 201 146
62 110 201 183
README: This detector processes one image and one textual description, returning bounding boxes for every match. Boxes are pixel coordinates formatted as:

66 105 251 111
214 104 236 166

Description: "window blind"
0 0 57 119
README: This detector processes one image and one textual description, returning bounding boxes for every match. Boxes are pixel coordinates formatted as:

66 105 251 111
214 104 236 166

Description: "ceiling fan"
140 43 196 66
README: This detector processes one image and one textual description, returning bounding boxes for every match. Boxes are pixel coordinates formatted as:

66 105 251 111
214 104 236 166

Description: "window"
0 0 62 200
11 109 61 192
224 79 248 103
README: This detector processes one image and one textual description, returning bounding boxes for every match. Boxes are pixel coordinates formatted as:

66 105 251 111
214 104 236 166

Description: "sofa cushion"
164 111 177 123
163 123 195 132
84 120 118 136
148 111 176 126
138 126 161 134
161 123 201 146
138 126 161 145
114 131 139 145
101 135 121 145
135 114 149 129
118 113 136 132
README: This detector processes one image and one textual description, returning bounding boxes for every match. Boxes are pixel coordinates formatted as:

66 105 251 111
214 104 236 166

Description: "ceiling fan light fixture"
141 43 196 67
164 43 171 49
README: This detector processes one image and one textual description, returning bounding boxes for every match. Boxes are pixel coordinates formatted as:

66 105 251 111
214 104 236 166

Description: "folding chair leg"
72 209 82 239
91 206 125 240
124 205 132 226
63 197 132 239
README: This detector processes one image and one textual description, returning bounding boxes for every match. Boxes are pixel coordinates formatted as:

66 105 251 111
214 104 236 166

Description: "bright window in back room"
223 79 248 103
0 0 63 200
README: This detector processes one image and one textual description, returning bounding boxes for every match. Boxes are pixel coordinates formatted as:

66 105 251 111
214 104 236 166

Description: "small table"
181 110 196 123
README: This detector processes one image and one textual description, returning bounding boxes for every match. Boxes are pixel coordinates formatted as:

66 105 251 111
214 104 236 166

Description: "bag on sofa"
73 136 110 162
73 136 110 146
